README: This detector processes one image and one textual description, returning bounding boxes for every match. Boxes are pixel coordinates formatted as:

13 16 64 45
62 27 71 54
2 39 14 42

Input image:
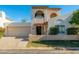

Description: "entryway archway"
56 19 66 34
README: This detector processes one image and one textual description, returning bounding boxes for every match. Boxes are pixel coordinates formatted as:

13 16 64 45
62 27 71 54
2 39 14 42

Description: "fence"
29 34 79 41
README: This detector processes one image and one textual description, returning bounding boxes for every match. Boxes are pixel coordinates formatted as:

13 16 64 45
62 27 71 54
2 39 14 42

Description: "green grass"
27 40 79 48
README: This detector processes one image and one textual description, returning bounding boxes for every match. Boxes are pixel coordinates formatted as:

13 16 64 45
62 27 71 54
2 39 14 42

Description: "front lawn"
26 40 79 48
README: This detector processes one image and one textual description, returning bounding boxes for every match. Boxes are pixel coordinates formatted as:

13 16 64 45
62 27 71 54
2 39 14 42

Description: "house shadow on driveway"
4 35 29 41
15 36 29 41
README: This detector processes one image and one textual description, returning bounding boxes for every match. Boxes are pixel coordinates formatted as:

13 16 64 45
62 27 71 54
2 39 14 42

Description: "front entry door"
36 26 42 35
56 25 65 34
58 25 65 34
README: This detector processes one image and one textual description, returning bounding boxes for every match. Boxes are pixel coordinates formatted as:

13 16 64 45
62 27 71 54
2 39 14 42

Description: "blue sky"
1 5 79 22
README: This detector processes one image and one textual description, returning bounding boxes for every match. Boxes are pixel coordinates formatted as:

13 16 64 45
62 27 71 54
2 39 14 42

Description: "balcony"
32 18 47 24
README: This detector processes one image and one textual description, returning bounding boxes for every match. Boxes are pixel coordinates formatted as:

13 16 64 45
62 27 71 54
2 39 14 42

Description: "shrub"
67 27 79 35
49 27 59 35
0 27 5 37
0 27 5 32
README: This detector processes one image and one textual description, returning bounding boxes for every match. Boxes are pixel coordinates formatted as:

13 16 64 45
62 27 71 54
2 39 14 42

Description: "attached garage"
4 22 31 37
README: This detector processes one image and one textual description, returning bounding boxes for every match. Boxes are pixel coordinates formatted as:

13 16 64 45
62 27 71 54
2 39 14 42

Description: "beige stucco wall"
5 26 31 37
32 7 61 35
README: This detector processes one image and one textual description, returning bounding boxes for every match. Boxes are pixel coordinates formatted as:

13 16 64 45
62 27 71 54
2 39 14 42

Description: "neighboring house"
5 6 74 37
0 11 13 28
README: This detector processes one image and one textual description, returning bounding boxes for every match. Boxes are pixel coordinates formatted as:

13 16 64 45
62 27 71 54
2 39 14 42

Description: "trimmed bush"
49 27 59 35
67 27 79 35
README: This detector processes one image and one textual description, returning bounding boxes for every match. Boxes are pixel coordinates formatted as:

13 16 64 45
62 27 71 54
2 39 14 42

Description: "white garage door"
5 26 31 37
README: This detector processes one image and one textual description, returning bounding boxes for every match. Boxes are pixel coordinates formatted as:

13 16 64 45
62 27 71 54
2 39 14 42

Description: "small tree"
70 10 79 25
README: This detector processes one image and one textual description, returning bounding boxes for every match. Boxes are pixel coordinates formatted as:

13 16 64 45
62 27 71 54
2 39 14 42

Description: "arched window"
50 13 57 18
56 19 63 25
35 10 44 19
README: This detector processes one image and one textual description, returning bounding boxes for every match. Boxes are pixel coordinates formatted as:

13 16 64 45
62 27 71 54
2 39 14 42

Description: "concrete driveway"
0 37 28 49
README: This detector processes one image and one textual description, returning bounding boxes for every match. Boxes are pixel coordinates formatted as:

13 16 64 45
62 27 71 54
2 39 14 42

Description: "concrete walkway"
0 37 28 49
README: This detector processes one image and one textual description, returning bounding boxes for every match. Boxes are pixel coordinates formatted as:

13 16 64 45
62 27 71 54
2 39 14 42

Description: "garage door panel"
6 26 31 37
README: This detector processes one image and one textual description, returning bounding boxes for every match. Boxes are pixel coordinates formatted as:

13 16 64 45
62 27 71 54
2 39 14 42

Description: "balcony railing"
32 18 47 24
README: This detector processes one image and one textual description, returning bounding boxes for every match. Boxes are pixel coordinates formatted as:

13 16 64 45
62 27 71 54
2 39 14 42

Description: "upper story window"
56 19 64 25
35 10 44 19
50 13 57 18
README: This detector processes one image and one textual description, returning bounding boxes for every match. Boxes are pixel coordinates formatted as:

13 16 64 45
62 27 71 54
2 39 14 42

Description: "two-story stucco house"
31 6 73 35
4 6 73 37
